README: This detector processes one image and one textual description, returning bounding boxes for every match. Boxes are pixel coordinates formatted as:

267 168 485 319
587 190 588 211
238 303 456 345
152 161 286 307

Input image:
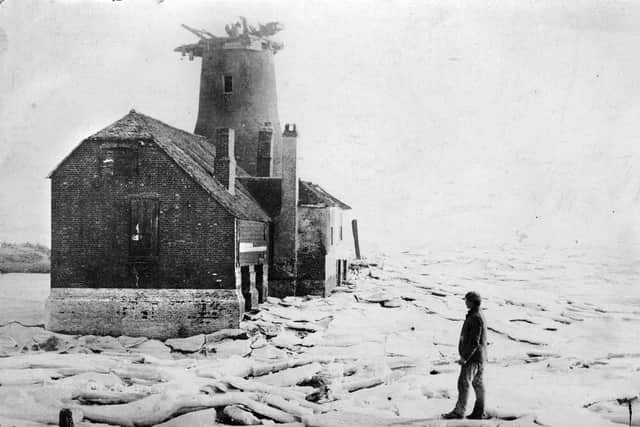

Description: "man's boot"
467 412 489 420
441 411 464 419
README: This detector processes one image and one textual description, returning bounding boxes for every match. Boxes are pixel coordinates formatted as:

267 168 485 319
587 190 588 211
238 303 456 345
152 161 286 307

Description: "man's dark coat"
458 307 487 363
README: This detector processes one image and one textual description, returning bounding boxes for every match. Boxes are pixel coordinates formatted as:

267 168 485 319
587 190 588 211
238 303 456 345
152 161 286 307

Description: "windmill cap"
464 291 481 303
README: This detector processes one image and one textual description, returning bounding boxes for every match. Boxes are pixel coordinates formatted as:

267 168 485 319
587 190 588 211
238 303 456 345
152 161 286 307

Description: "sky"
1 0 639 254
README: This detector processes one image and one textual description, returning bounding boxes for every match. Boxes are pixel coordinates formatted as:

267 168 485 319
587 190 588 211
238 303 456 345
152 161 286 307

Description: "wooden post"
59 408 74 427
248 265 258 310
351 219 361 259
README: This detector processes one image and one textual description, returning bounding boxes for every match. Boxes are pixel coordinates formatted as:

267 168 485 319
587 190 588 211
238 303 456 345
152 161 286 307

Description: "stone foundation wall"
46 288 243 339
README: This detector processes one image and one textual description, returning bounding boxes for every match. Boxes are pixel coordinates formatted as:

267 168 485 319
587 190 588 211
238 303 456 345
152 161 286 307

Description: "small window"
223 75 233 93
100 146 137 177
330 226 334 246
340 226 343 241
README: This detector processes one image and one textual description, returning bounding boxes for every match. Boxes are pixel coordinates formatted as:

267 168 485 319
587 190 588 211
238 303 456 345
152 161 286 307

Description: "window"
100 145 138 177
223 75 233 93
129 198 159 260
340 226 343 241
330 226 334 246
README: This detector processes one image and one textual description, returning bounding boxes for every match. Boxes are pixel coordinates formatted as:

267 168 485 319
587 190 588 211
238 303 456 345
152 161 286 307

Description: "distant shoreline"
0 242 50 274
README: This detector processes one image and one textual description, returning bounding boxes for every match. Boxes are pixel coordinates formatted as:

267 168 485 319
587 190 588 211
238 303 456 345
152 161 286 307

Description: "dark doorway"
129 198 159 261
255 264 264 304
240 266 251 311
223 75 233 93
342 260 348 282
336 260 341 286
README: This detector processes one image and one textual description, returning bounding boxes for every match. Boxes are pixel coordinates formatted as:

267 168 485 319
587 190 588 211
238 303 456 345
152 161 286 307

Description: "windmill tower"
176 19 284 177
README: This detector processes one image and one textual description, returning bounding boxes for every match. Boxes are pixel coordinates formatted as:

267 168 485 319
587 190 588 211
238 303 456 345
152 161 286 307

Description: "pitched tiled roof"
299 181 351 209
51 110 270 222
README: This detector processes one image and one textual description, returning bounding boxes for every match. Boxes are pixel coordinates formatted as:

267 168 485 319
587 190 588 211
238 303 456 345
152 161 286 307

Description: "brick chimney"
256 124 273 177
214 128 236 194
272 124 299 292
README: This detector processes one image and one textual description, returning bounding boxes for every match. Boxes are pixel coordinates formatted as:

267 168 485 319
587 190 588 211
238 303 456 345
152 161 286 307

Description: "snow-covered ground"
347 246 640 425
0 245 638 426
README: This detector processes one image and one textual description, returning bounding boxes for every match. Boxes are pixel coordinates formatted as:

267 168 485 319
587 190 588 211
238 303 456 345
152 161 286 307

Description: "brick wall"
296 206 351 296
297 206 327 281
272 126 298 282
51 138 237 289
295 206 329 296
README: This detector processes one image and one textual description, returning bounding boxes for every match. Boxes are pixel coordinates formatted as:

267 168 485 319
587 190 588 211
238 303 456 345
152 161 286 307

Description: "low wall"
46 288 243 339
269 278 331 297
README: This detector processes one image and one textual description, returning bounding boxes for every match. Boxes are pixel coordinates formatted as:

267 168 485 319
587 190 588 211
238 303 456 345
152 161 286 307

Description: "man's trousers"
453 361 485 416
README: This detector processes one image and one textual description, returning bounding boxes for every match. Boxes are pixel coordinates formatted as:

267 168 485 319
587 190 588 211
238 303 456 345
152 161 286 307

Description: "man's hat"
464 291 481 303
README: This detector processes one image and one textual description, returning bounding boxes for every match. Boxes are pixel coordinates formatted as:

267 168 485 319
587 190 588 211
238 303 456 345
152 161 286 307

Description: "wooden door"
129 198 159 260
241 266 251 311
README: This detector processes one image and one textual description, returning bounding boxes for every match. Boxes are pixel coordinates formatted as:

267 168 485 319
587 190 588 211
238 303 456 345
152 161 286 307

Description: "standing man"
442 291 488 420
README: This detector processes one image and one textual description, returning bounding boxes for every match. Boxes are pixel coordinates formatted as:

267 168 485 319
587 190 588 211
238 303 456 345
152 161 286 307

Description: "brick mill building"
46 21 354 338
